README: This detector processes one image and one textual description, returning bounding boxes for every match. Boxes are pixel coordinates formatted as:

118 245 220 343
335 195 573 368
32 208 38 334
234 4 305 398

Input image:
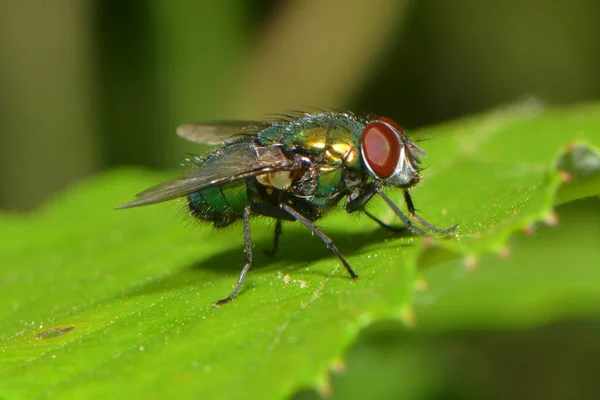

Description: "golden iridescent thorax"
293 125 359 168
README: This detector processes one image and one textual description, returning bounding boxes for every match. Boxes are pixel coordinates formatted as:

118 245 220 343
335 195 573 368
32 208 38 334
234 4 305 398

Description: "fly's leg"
214 205 253 306
346 183 402 232
375 188 428 236
281 204 358 279
363 210 404 233
264 219 282 257
403 190 457 234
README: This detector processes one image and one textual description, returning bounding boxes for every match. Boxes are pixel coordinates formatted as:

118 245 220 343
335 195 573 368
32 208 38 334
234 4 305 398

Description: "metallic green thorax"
259 113 363 170
259 113 364 199
188 113 369 227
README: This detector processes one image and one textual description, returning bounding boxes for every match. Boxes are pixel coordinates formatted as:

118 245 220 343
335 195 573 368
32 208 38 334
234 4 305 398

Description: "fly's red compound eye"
361 119 401 179
373 116 404 135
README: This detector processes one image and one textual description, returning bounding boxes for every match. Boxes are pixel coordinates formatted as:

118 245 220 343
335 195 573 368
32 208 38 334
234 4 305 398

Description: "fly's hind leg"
214 205 253 306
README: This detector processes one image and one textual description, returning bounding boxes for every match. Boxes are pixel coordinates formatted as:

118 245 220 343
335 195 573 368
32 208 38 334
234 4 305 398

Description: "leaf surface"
1 103 599 399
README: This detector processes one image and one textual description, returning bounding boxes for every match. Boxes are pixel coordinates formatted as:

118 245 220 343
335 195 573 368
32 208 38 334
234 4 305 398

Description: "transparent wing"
117 142 301 209
176 121 272 145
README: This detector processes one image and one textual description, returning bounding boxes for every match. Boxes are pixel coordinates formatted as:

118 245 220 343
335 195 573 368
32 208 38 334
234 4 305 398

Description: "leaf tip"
317 377 333 398
415 278 429 292
523 223 536 236
543 211 559 227
330 358 347 375
498 245 511 259
464 254 478 271
399 306 416 327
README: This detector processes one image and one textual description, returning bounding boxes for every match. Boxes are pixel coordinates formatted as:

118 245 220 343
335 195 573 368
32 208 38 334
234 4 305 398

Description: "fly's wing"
176 121 272 145
117 143 300 209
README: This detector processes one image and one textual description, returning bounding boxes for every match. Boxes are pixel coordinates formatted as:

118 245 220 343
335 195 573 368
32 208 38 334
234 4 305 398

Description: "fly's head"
360 116 427 188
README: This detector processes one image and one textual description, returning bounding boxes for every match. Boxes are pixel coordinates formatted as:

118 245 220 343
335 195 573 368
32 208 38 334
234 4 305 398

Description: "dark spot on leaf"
36 326 74 339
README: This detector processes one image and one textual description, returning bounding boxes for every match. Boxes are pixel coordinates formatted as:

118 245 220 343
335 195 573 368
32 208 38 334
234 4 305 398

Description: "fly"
118 111 457 306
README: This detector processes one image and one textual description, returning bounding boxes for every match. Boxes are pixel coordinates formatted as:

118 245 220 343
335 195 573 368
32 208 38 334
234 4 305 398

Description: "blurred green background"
0 1 598 399
1 0 598 211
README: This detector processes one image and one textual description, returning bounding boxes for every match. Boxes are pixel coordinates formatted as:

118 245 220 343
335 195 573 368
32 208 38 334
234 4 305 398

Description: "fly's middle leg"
281 204 358 279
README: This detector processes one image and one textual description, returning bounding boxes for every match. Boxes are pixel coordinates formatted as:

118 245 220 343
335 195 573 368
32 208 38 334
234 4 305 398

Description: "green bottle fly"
118 111 456 305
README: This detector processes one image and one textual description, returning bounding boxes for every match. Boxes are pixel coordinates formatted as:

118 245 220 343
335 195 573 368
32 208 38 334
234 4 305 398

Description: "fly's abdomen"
188 181 248 227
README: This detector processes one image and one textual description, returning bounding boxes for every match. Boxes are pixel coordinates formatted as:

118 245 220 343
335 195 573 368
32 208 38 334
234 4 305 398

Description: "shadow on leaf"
122 224 417 299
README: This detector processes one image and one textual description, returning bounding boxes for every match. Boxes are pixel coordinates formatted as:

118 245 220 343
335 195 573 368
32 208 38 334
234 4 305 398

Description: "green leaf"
415 196 600 331
1 103 599 399
304 198 600 400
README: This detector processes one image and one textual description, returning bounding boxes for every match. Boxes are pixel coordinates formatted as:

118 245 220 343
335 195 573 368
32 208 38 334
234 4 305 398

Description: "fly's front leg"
281 204 358 279
214 205 253 306
363 210 405 233
345 183 377 213
376 189 457 236
345 183 403 232
403 190 457 234
375 188 428 236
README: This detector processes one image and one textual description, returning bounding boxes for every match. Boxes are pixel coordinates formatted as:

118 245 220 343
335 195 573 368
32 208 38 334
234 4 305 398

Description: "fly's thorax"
285 161 359 209
294 124 361 169
314 167 345 198
259 114 363 170
253 113 369 207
